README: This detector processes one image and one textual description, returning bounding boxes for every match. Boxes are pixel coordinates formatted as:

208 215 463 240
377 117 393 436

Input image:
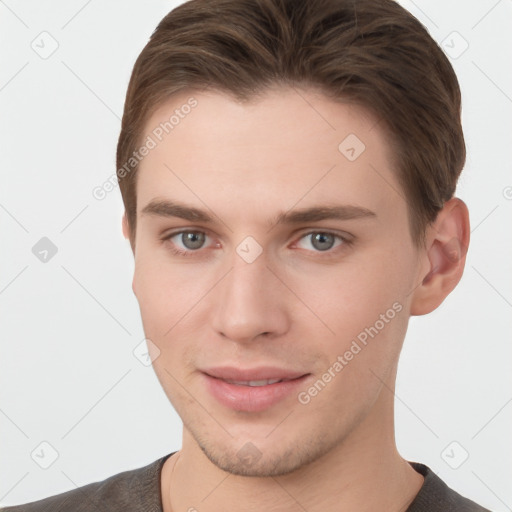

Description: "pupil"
183 232 205 249
312 233 334 251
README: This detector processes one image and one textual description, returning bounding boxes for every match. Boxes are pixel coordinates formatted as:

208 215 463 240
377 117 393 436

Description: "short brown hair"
116 0 465 246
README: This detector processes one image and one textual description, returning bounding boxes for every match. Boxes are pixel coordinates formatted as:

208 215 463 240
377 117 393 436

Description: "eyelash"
160 229 352 258
163 231 215 258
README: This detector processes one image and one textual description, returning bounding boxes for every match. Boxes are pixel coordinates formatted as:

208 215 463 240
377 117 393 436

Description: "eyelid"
291 229 352 251
294 228 353 242
161 226 212 240
159 227 222 251
160 227 353 257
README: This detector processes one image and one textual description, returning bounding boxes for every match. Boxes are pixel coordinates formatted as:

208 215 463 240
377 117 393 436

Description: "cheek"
133 259 205 395
288 247 416 401
293 259 411 421
294 249 414 341
132 251 219 368
133 254 194 338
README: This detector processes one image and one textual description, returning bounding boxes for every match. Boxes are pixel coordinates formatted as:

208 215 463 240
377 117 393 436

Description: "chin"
196 434 332 477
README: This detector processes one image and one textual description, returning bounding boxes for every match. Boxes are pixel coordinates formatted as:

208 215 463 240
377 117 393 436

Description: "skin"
122 86 470 511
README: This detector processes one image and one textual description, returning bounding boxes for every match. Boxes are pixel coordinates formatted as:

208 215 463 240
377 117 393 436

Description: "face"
129 86 426 476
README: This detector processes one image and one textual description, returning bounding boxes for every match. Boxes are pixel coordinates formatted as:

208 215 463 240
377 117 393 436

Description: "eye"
177 231 206 250
295 231 346 252
162 230 212 255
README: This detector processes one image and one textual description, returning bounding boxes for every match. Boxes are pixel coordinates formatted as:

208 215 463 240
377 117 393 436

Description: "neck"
161 372 423 512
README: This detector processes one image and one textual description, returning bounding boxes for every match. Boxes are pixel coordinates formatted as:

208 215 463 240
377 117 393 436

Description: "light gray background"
0 0 510 510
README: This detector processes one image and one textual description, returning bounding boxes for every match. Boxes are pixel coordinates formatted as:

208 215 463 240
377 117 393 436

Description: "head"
117 0 469 476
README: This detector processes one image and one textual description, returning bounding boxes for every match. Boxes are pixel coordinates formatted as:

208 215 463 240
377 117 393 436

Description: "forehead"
135 87 405 226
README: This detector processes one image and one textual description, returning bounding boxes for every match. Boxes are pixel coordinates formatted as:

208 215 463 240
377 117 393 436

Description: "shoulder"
0 454 173 512
407 462 491 512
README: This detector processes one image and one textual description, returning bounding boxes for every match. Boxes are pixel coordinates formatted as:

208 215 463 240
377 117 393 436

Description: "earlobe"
410 198 470 316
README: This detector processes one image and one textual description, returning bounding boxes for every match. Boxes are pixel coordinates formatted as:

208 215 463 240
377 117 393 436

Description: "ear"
122 212 130 239
122 213 135 254
410 197 470 316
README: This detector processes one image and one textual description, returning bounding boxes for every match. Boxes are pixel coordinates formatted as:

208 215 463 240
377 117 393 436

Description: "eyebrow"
141 198 376 226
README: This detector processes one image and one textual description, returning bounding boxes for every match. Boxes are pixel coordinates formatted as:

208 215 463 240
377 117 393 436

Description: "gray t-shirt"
1 453 491 511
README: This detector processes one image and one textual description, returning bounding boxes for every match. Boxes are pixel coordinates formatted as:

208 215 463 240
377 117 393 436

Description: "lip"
202 366 308 382
201 366 310 412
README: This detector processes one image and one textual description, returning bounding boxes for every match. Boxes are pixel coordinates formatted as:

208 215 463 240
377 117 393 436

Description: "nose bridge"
211 248 288 341
224 251 271 316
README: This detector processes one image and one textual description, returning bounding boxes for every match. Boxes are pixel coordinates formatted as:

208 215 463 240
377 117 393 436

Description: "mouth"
221 378 296 386
201 367 310 412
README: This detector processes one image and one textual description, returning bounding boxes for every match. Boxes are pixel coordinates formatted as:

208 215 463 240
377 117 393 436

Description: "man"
2 0 491 510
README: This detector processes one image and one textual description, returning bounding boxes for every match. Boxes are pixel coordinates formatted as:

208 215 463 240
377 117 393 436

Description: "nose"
210 251 290 343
